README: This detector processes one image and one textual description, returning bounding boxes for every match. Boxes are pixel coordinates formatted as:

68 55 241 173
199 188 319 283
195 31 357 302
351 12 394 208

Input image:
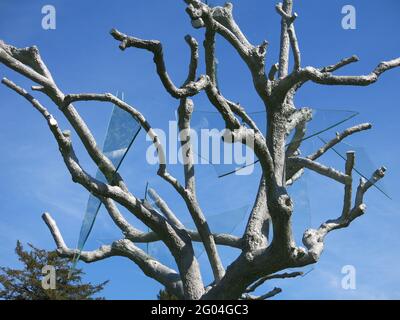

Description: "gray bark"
0 0 397 300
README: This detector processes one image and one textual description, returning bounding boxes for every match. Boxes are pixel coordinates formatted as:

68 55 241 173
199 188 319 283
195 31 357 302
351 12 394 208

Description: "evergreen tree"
0 241 108 300
157 288 178 300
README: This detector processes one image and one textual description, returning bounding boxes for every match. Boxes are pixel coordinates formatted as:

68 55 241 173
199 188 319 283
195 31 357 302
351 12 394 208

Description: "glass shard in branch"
318 137 391 199
189 110 267 178
290 108 359 145
144 181 250 267
190 108 358 178
288 169 313 243
189 205 250 259
72 94 141 267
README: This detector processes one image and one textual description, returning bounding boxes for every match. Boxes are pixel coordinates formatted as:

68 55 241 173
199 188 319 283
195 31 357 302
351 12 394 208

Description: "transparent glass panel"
317 137 390 199
191 108 359 177
185 205 250 259
288 170 313 244
189 110 262 178
144 178 250 268
72 94 141 266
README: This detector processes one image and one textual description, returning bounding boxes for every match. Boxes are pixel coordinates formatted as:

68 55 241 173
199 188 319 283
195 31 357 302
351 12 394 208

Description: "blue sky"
0 0 399 299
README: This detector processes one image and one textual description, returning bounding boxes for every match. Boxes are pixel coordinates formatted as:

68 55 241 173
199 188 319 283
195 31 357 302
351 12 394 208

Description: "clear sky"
0 0 399 299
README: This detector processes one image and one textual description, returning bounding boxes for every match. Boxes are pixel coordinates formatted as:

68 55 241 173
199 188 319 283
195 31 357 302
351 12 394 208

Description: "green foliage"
157 288 178 300
0 241 108 300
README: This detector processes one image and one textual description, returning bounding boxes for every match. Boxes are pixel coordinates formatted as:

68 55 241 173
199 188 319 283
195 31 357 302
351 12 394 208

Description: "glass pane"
190 110 260 178
289 108 358 146
145 195 250 267
185 205 250 258
191 108 359 178
318 137 390 199
288 170 313 244
73 94 141 266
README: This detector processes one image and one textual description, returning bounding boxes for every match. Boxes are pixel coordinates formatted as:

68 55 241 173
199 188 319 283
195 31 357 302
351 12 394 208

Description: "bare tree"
0 0 398 300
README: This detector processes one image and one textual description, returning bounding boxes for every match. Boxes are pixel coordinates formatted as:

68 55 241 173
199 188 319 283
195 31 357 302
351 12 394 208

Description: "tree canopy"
0 241 108 300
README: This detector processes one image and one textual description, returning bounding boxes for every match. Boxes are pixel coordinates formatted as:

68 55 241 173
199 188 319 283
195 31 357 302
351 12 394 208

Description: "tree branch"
246 271 303 293
2 78 205 299
178 98 197 192
243 287 282 300
177 97 225 282
284 57 400 91
185 1 269 102
225 99 264 137
104 195 243 248
321 55 360 73
276 2 301 72
1 1 395 301
65 95 225 283
286 122 306 159
148 188 185 229
286 123 372 182
342 151 355 216
276 0 294 78
288 23 301 72
288 156 350 184
243 177 270 251
102 197 159 242
110 29 209 99
183 35 199 85
0 40 131 192
64 92 187 195
308 123 372 161
0 41 53 87
298 165 386 265
42 212 185 298
286 107 313 135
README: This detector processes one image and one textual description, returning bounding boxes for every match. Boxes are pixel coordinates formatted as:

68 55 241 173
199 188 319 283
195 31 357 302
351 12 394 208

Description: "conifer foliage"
0 241 108 300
